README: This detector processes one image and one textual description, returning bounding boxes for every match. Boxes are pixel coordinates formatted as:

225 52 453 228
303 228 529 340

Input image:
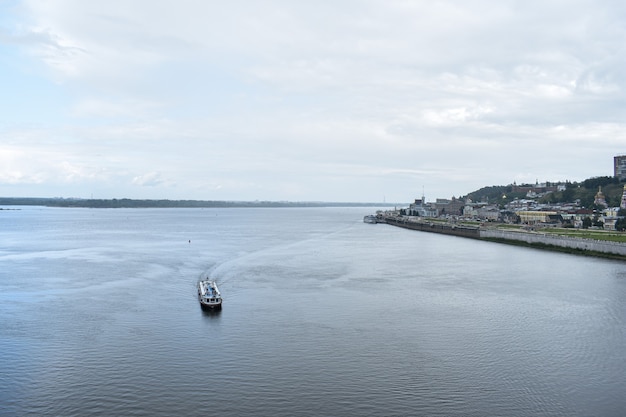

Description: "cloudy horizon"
1 1 625 202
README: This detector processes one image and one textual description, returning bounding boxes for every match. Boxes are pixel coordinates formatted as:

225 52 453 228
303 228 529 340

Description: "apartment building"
614 155 626 181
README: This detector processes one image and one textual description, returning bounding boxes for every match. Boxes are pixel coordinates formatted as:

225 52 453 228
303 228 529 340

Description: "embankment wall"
480 229 626 256
384 217 480 239
384 216 626 259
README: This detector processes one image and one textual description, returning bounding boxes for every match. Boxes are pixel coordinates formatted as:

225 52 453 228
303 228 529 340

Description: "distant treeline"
0 197 400 209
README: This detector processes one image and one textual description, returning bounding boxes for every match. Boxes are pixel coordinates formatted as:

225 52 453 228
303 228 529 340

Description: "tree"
561 187 575 202
582 176 619 190
582 217 592 229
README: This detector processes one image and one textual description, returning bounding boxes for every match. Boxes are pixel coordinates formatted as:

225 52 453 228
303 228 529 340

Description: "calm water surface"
1 207 626 416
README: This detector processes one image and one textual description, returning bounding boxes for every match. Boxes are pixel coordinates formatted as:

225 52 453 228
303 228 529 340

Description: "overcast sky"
1 0 625 202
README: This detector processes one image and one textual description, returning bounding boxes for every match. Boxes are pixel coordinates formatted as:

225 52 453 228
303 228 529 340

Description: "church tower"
594 186 607 208
620 185 626 210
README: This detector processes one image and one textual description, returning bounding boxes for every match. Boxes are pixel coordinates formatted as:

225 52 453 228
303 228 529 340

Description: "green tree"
561 187 575 202
582 217 592 229
582 176 619 189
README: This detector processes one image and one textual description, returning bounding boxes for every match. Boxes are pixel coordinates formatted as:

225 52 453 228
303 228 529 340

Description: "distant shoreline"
0 197 403 209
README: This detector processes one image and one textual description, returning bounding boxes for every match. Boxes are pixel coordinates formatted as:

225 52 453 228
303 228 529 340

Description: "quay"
382 213 626 261
384 216 481 239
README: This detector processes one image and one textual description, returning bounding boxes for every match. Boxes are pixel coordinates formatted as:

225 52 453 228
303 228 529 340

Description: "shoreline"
384 215 626 262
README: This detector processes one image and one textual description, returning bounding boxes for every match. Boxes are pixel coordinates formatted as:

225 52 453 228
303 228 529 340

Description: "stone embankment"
480 229 626 257
384 216 480 239
383 215 626 260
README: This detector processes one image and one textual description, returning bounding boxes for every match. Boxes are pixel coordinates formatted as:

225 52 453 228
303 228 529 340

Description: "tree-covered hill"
465 176 625 208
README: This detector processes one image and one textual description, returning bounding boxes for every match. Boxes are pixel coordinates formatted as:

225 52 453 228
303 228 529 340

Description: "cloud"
0 141 110 185
1 0 626 201
132 172 169 187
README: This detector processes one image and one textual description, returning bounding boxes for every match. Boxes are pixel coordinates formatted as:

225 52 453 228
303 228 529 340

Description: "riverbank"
384 216 481 239
383 215 626 261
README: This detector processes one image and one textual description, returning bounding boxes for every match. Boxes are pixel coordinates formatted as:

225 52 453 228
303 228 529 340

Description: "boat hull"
199 300 222 311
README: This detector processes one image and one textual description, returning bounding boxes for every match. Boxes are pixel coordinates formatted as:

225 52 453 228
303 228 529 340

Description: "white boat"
197 279 222 311
363 215 378 224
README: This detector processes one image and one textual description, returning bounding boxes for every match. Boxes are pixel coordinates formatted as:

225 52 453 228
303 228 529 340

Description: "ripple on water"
2 208 626 417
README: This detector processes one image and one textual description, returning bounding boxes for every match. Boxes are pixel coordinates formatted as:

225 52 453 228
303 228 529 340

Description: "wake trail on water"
198 221 358 288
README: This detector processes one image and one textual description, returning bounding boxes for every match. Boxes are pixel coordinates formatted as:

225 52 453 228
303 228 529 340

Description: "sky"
1 0 625 203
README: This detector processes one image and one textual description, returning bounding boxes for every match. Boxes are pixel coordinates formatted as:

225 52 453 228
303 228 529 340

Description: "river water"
1 207 625 416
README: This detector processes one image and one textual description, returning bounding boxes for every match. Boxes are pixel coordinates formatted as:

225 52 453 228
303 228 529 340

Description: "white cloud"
132 172 169 187
1 0 626 201
421 105 495 126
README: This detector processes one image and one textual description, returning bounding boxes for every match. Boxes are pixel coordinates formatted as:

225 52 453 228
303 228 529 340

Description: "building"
594 186 608 208
621 185 626 210
614 155 626 181
434 197 465 216
517 211 558 224
406 198 437 217
602 207 621 230
477 206 501 221
511 182 559 194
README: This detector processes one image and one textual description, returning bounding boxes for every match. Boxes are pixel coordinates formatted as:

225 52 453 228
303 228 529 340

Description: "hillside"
464 176 625 208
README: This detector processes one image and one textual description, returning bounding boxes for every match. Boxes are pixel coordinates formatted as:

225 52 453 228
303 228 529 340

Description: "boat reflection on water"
201 308 222 318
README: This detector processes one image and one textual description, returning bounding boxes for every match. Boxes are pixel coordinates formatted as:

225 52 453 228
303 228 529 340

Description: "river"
1 207 625 416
